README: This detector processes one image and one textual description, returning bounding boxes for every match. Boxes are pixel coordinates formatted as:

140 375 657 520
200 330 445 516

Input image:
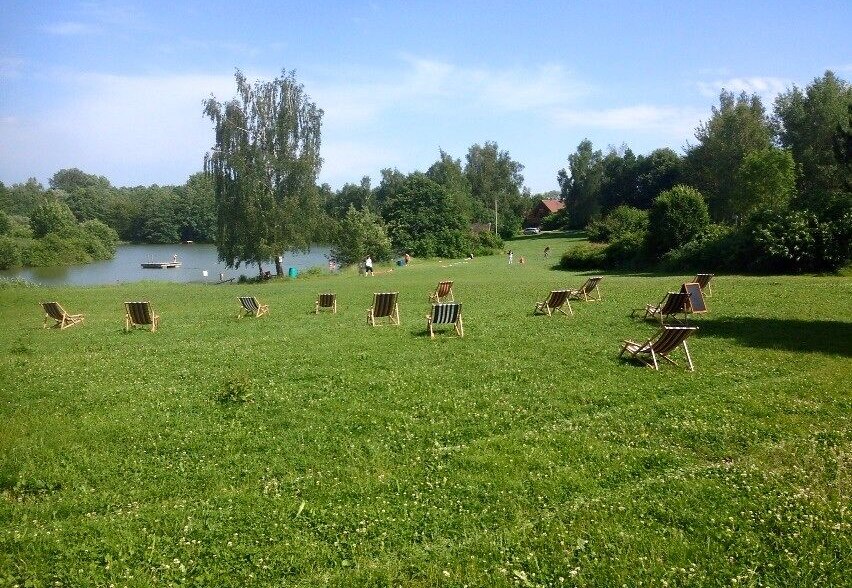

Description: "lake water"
0 243 332 286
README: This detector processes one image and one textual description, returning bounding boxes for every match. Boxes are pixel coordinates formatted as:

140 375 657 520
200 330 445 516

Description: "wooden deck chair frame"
632 291 690 325
41 301 84 329
692 273 714 297
124 301 160 332
427 302 464 338
315 293 337 314
619 326 698 371
429 280 455 303
567 276 603 301
367 292 400 326
237 296 269 318
533 290 573 317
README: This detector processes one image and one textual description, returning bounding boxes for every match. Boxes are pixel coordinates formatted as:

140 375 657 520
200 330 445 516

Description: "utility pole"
494 197 498 236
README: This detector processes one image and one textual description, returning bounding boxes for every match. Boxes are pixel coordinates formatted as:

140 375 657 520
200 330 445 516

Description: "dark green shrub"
29 199 76 238
559 243 606 270
586 205 649 243
663 224 743 271
603 231 647 268
742 208 851 273
81 219 119 253
646 185 710 257
471 231 503 256
540 210 567 231
331 206 393 266
0 236 21 269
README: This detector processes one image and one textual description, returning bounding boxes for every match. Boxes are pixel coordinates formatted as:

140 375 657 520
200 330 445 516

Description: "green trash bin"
288 267 298 278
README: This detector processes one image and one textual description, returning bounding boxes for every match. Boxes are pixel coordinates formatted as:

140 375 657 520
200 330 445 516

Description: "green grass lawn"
1 233 850 587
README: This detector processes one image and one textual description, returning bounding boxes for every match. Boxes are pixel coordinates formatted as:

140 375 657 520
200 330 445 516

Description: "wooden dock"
141 262 182 269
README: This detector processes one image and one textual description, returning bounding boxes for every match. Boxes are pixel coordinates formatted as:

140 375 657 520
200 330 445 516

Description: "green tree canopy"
464 141 526 238
735 148 797 217
558 139 604 229
29 198 77 238
381 172 470 258
330 205 392 266
204 69 323 276
774 70 852 217
686 91 773 221
646 185 710 257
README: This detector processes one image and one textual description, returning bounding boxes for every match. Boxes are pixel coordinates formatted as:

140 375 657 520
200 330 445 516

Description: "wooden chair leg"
683 342 694 371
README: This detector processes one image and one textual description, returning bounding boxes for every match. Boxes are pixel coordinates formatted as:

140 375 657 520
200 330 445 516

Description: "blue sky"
1 1 850 194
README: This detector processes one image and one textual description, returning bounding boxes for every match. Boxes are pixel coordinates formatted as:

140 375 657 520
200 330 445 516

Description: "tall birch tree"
204 69 323 276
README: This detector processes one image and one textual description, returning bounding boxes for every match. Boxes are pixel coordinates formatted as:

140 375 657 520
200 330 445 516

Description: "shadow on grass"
698 316 852 357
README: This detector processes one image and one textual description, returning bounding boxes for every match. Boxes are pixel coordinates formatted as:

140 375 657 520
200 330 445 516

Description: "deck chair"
632 291 690 325
124 301 160 332
533 290 573 316
237 296 269 318
427 302 464 338
41 301 84 329
620 326 698 371
367 292 400 326
567 276 603 301
429 280 455 303
315 293 337 314
693 273 714 297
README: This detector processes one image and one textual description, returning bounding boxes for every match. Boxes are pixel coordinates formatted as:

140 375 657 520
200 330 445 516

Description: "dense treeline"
557 71 851 273
322 142 528 264
0 170 216 269
2 70 848 273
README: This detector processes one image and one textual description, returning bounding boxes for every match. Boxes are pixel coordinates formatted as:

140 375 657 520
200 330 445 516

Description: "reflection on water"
0 243 332 286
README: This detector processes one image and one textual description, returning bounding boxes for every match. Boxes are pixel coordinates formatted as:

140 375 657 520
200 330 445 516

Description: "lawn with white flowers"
2 233 850 587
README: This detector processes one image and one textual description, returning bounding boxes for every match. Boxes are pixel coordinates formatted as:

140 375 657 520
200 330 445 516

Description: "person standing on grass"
365 255 374 276
508 250 514 264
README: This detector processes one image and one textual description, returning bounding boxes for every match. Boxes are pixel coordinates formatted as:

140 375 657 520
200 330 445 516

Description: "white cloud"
309 57 591 128
1 73 238 186
551 105 704 137
697 76 791 102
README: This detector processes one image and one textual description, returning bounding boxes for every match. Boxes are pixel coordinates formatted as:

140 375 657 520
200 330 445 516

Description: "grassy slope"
1 233 850 587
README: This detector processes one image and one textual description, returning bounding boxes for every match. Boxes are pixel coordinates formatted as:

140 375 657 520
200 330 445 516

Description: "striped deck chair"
632 291 689 325
620 326 698 371
533 290 573 317
315 293 337 314
427 302 464 338
567 276 603 301
367 292 400 326
41 301 84 329
237 296 269 318
692 273 714 297
124 301 160 332
429 280 454 303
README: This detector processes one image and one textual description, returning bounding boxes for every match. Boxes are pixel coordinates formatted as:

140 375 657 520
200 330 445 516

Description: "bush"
559 243 606 270
646 185 710 257
330 206 393 266
29 199 77 238
603 231 647 268
663 224 743 271
0 236 21 269
742 208 851 273
81 219 119 253
540 210 568 231
586 206 649 243
471 231 503 256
